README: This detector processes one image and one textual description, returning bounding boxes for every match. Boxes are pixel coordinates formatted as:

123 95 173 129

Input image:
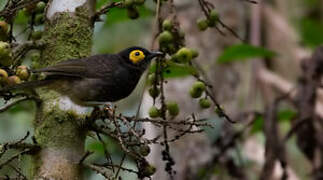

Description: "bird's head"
119 46 164 69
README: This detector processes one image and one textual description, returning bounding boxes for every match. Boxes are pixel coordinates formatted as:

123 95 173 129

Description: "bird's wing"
33 54 119 78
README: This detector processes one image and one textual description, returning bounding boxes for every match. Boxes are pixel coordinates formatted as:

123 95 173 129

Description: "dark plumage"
3 46 163 106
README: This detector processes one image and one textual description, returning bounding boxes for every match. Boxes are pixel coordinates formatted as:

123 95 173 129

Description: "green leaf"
299 18 323 48
217 44 276 64
250 114 264 134
278 109 297 122
103 6 153 26
250 109 297 134
149 61 197 78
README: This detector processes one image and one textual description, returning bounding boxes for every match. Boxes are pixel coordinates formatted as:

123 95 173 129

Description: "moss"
31 3 93 179
40 10 93 67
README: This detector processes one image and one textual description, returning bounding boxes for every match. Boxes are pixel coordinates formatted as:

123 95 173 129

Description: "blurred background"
0 0 323 179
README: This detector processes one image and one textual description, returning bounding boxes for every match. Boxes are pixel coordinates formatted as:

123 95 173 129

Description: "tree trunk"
32 0 94 179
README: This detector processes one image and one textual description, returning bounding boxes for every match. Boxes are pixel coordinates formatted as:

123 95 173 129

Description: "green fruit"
207 19 216 27
148 73 157 84
127 7 139 19
192 81 206 91
0 69 8 84
35 14 44 25
134 0 145 5
189 88 203 98
148 87 160 98
197 18 208 31
162 19 172 31
7 75 21 86
149 106 160 118
142 164 156 177
170 54 179 62
176 47 192 63
158 31 173 45
124 0 134 7
166 101 179 116
36 2 46 13
199 98 211 109
139 145 150 156
191 49 199 58
31 31 43 40
0 41 12 66
189 81 206 98
209 9 219 22
16 66 30 80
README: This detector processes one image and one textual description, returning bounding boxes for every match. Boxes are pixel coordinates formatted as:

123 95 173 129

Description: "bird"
1 46 163 106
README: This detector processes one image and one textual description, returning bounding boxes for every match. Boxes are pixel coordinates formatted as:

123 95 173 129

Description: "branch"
0 96 38 113
92 1 123 22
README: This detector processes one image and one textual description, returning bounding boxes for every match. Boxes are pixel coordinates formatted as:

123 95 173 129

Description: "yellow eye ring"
129 50 145 64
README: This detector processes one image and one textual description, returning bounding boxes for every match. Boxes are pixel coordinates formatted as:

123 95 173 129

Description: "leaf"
278 109 297 122
217 44 276 64
250 114 264 134
103 6 153 26
250 109 297 134
299 18 323 48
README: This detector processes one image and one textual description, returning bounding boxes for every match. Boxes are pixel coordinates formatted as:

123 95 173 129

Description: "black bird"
3 46 163 106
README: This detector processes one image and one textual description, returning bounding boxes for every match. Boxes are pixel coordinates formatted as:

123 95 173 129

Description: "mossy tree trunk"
32 1 95 179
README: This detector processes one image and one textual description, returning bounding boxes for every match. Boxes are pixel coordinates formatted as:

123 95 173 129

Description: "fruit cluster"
197 9 219 31
189 81 211 109
0 65 30 87
147 17 216 118
124 0 146 19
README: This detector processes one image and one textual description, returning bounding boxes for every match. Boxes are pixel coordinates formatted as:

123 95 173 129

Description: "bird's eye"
129 50 145 64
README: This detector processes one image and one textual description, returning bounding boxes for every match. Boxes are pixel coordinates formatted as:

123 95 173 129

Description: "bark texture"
32 1 94 179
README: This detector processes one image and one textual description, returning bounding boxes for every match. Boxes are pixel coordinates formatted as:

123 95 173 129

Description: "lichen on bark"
32 4 94 180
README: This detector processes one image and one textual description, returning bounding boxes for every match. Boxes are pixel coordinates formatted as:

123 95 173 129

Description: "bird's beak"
148 51 164 59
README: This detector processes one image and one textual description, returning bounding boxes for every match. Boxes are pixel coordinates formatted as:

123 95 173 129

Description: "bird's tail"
0 79 54 93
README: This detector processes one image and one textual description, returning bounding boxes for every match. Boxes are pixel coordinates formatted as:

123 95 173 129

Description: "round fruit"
189 87 203 98
170 54 179 62
16 66 30 80
197 18 208 31
0 69 8 83
189 81 206 98
31 31 43 40
0 41 12 66
207 19 216 27
176 47 192 63
7 75 21 86
127 7 139 19
158 31 173 44
166 101 179 116
139 145 150 156
191 49 199 58
0 21 9 34
162 19 172 31
192 81 206 92
199 98 211 109
148 73 157 84
149 106 160 118
36 2 46 13
142 164 156 177
35 14 44 25
148 87 160 98
209 9 219 22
